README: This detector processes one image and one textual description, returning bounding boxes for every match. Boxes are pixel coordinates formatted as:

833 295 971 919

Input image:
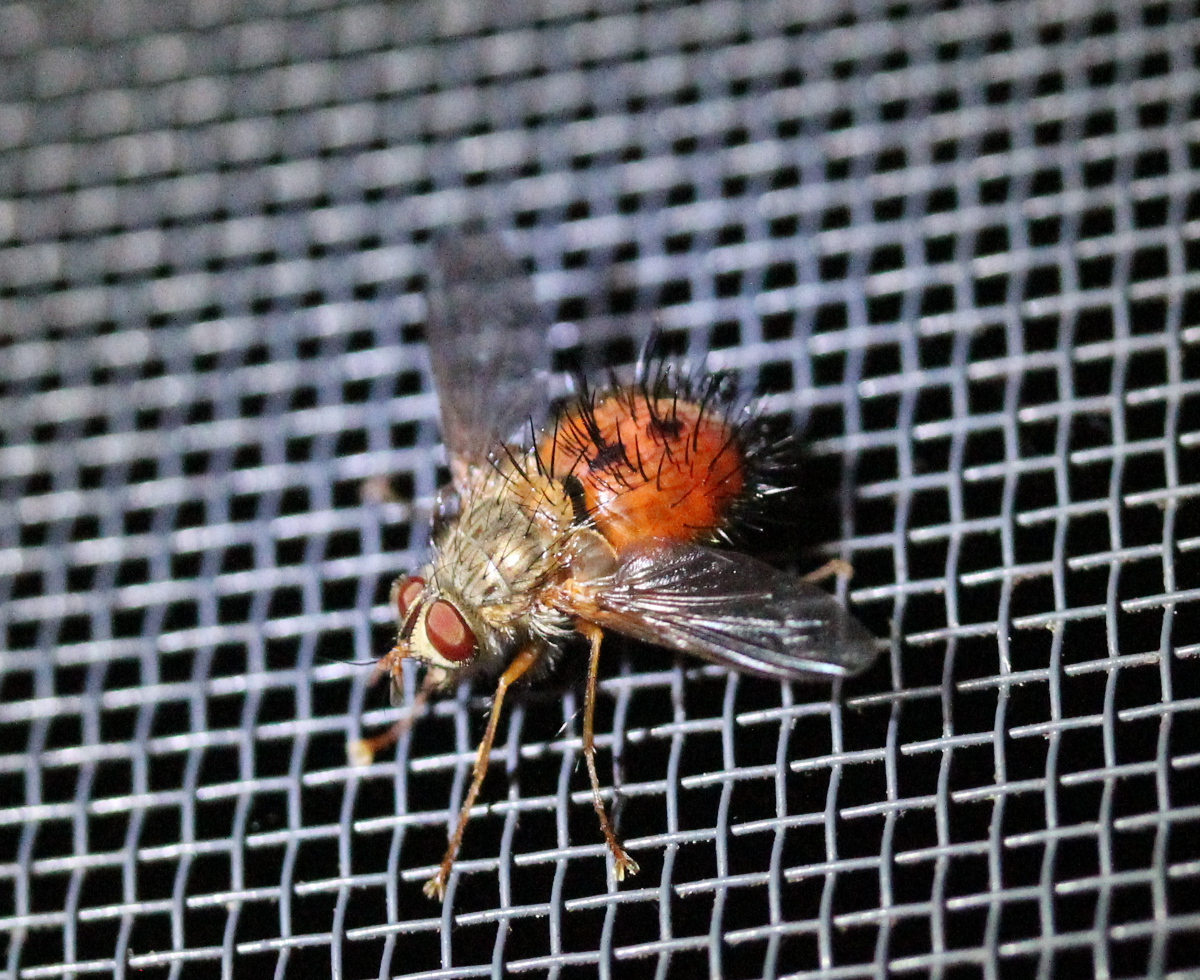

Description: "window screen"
2 0 1199 977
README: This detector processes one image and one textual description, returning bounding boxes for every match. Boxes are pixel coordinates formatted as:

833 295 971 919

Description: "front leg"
424 644 543 900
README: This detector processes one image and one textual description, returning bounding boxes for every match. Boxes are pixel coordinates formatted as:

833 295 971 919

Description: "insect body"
356 233 879 900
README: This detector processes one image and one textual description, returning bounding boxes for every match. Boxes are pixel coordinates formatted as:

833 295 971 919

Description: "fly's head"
386 571 483 690
383 481 572 694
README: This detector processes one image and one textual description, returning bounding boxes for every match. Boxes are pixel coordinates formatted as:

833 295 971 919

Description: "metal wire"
2 0 1199 977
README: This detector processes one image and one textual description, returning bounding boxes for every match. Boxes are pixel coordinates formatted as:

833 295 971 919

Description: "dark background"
2 0 1199 977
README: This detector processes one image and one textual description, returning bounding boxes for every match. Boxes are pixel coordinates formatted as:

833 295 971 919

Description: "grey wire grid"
2 0 1200 976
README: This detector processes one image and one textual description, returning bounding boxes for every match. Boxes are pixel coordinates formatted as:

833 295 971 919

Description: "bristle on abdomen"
538 383 747 553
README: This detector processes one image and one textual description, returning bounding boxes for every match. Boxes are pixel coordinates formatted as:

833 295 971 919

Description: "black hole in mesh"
240 394 266 418
268 587 303 618
920 285 954 316
1130 299 1167 336
130 458 159 483
925 235 954 263
66 564 95 593
172 552 202 579
832 58 855 80
980 177 1009 203
934 89 959 112
286 437 313 462
217 595 251 625
221 544 254 574
758 361 793 394
336 428 369 455
1080 207 1114 238
709 321 739 348
1024 265 1061 300
11 571 42 599
325 530 361 559
123 509 153 534
981 128 1010 154
925 188 956 215
1029 216 1060 246
820 254 848 281
25 471 53 494
1135 197 1169 229
868 245 903 274
1136 149 1169 178
868 294 902 324
762 262 797 289
1085 159 1115 187
769 215 798 237
659 279 690 306
873 197 903 222
1089 61 1117 87
714 271 742 298
115 558 149 587
182 450 209 475
1084 109 1117 138
276 537 306 566
761 312 793 340
321 578 357 611
1079 256 1114 289
160 599 196 631
1138 100 1169 127
811 351 844 387
78 465 104 490
822 206 851 230
1132 246 1169 282
58 615 91 644
233 444 262 469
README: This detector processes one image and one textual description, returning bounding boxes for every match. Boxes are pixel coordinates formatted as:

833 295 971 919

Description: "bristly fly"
350 232 879 900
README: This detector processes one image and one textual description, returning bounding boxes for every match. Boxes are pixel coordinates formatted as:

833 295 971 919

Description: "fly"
350 232 879 900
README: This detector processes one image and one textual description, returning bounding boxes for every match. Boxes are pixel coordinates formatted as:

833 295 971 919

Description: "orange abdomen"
540 390 745 553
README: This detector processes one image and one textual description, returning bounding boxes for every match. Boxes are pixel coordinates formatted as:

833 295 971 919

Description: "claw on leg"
422 871 447 901
613 851 640 881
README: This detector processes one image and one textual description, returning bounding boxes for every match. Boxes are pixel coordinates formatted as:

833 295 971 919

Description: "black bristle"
532 345 802 548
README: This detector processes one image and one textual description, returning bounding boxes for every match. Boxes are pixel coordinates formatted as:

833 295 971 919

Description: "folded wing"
558 541 879 680
425 232 551 480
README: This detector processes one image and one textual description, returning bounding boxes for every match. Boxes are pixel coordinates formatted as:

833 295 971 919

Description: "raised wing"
557 541 879 680
425 232 551 480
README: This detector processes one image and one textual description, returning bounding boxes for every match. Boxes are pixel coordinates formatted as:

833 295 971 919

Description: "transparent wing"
559 541 879 680
425 232 551 479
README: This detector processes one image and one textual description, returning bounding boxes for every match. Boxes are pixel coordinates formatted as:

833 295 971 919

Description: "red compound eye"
394 576 426 619
425 600 477 663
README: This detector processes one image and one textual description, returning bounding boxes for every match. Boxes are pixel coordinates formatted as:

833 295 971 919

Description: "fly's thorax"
483 449 575 534
441 491 559 600
425 486 568 658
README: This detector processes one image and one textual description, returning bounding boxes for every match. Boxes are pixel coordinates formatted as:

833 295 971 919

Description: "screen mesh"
3 0 1200 976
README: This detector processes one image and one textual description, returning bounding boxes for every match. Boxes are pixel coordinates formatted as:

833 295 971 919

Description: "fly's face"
388 571 481 686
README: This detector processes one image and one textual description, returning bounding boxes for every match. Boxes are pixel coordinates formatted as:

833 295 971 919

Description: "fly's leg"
578 622 640 881
424 645 543 900
801 558 854 584
347 670 438 767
